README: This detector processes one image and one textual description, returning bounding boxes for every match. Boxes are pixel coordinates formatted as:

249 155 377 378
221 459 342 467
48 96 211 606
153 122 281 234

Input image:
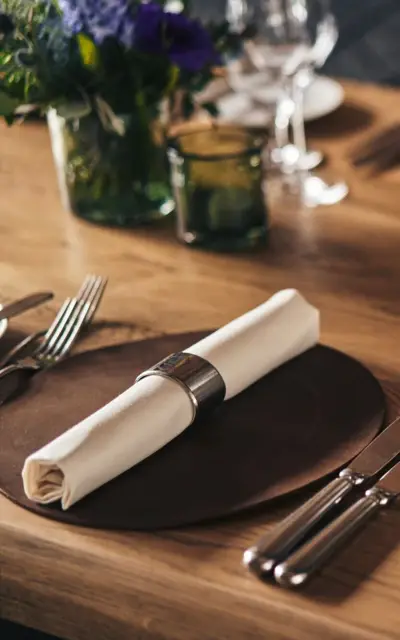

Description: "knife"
0 292 54 322
243 417 400 577
275 459 400 587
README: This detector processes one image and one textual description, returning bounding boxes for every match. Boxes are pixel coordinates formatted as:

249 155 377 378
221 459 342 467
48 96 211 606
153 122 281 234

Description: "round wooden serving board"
0 332 385 530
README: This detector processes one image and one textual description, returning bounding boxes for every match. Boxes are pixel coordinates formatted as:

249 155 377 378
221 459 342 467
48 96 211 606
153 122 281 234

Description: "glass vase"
47 107 174 227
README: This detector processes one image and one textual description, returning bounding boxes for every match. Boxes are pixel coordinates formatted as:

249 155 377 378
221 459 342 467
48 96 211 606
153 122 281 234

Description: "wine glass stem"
273 78 295 170
290 73 307 159
274 92 289 150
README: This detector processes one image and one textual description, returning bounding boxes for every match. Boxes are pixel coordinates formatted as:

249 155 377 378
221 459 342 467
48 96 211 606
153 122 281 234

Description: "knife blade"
0 292 54 323
275 459 400 588
243 417 400 577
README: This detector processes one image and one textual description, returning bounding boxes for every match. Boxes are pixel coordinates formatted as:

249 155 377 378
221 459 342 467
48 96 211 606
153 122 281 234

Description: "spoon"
0 292 54 323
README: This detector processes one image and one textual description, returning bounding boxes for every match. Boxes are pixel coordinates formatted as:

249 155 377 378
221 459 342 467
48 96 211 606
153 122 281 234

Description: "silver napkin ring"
136 352 226 423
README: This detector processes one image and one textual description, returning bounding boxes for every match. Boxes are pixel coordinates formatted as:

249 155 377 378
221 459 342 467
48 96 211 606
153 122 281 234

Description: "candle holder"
168 126 269 251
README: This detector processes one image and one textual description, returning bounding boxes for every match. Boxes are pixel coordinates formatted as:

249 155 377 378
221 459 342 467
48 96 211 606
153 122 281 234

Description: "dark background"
194 0 400 86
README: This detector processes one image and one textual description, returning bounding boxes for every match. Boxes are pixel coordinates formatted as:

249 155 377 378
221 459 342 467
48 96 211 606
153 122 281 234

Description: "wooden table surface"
0 80 399 640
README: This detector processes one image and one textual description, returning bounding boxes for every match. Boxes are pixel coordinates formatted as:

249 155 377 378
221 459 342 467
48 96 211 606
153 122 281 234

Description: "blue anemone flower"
58 0 135 48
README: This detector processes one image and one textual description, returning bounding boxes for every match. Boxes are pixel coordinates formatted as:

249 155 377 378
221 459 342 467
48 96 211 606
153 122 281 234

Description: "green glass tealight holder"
168 126 269 251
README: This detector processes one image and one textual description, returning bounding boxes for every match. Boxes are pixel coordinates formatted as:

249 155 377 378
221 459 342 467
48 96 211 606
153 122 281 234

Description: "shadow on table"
0 620 59 640
0 321 143 359
298 505 400 603
215 478 400 604
306 102 375 138
0 329 28 359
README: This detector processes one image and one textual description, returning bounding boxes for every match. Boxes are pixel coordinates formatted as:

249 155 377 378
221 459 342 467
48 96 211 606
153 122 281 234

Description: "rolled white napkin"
22 289 319 509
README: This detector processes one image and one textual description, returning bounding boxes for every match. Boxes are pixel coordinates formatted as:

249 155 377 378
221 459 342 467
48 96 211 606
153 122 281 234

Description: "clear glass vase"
47 108 175 227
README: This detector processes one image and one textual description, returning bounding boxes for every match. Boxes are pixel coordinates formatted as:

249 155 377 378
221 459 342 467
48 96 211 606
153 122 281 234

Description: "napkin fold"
22 289 319 509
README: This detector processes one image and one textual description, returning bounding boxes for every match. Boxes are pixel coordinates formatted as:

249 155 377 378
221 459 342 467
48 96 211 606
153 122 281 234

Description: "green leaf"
165 65 180 94
77 34 99 69
0 90 19 116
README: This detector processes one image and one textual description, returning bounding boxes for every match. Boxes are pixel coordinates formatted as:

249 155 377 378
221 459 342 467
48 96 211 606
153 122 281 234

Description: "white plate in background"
217 75 345 127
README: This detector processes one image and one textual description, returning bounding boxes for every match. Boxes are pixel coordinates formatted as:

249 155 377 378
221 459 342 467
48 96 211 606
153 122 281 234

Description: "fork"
0 275 106 369
0 275 107 405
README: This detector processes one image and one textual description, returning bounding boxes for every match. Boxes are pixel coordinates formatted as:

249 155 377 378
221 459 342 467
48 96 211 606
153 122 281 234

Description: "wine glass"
276 4 339 171
225 0 348 206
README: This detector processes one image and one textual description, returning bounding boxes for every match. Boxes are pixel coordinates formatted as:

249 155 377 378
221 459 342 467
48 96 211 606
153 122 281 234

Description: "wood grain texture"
0 80 399 640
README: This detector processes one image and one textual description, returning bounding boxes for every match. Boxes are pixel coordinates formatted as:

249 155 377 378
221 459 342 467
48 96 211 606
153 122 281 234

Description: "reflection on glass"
168 126 268 251
225 0 338 170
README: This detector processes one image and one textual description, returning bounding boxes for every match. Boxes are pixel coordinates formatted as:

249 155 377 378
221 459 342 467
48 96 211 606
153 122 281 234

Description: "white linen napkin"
22 289 319 509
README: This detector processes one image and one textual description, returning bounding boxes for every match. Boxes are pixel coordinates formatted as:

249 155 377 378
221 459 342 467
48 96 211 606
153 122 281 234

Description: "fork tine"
38 275 97 358
76 274 97 299
39 277 98 359
50 278 103 359
36 275 95 355
44 277 103 359
38 299 77 354
85 277 107 326
34 298 76 357
56 305 93 359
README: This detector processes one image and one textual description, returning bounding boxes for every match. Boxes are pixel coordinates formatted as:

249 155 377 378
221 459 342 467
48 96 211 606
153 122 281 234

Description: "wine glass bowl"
225 0 348 206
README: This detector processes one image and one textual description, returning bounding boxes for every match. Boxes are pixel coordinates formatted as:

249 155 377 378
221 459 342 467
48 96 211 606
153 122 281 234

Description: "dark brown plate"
0 332 385 530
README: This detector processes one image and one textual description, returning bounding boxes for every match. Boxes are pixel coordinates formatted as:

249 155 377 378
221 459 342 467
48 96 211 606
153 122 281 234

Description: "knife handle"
243 471 365 576
274 485 394 588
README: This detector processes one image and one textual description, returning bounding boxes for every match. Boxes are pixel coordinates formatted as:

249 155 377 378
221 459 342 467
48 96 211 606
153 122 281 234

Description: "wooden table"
1 81 399 640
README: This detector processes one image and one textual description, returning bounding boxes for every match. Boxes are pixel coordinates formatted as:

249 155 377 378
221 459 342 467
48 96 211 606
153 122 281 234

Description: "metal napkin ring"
136 352 226 423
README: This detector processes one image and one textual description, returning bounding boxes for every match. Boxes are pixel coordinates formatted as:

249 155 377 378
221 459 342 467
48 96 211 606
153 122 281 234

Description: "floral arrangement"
0 1 235 228
0 0 230 126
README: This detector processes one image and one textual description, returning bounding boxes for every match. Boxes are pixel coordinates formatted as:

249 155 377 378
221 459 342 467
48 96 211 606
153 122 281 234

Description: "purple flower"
135 2 220 73
58 0 135 48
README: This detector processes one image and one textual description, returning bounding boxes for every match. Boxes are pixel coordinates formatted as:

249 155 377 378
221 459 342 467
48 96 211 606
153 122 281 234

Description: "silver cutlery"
0 292 54 322
275 459 400 588
0 275 107 405
0 276 106 369
0 331 47 369
243 417 400 577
